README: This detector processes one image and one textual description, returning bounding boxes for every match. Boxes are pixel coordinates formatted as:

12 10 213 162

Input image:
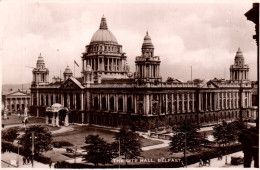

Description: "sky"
0 0 258 85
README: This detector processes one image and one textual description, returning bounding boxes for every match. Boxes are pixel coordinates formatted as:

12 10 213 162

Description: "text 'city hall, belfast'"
30 16 254 131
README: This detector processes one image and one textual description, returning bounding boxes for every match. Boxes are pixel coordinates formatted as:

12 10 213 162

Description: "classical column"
171 94 174 114
249 92 252 107
81 93 84 110
192 93 195 112
187 93 190 112
14 98 17 111
177 94 179 113
180 93 184 113
165 94 168 114
134 94 137 114
61 93 64 106
49 94 51 106
65 112 69 126
53 94 56 104
198 93 202 111
52 112 55 126
111 59 114 71
67 93 70 109
225 92 228 109
236 92 239 108
115 94 118 112
44 94 47 106
56 112 59 127
209 93 212 111
122 94 126 113
205 93 208 111
145 94 149 115
73 93 76 109
108 58 110 71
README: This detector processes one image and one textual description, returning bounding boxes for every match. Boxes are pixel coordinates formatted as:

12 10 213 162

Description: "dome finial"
237 47 241 52
99 15 108 29
146 31 148 36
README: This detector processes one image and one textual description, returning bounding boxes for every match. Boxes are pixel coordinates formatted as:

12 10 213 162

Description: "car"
66 148 74 153
231 156 244 165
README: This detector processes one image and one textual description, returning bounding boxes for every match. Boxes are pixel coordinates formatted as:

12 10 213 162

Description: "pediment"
201 80 219 88
7 91 29 96
60 78 83 89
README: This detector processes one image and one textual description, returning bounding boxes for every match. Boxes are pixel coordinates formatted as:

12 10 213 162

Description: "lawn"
53 125 163 148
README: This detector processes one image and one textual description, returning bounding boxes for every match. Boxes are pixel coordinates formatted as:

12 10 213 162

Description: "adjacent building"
2 90 31 112
30 16 254 131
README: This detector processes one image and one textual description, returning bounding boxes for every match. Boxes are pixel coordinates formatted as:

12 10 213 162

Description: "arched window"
41 95 44 106
127 97 132 113
110 97 114 111
51 95 53 105
46 95 49 106
70 93 73 109
102 97 106 111
94 96 99 110
118 97 123 112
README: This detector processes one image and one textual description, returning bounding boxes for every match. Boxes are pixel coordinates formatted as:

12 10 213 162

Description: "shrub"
52 141 73 148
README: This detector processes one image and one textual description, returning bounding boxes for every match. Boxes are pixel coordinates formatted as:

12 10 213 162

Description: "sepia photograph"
1 0 259 168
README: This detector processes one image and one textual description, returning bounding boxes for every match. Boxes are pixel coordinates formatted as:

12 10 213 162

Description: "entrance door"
59 110 67 126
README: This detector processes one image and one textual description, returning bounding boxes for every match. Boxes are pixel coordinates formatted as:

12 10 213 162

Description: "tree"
112 128 142 165
212 121 237 164
169 122 204 166
229 120 246 140
2 128 19 144
19 125 53 157
82 135 113 166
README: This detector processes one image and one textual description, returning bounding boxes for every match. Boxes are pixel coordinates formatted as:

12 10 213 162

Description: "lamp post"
17 140 20 167
74 146 77 163
184 132 187 168
119 137 120 169
31 132 34 168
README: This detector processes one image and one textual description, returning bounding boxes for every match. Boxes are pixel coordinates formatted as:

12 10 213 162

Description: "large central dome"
90 16 118 44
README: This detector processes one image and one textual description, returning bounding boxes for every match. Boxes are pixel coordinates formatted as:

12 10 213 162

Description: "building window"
118 97 123 112
94 96 98 110
102 97 106 111
127 97 132 113
110 97 114 111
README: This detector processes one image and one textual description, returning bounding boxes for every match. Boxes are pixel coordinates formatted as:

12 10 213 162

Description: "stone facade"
2 90 31 112
30 16 254 131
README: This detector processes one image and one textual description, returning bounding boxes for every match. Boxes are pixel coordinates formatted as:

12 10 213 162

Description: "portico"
45 103 69 127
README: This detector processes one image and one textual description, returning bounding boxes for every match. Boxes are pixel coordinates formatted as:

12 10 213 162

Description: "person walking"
49 161 52 168
199 159 203 167
23 157 26 165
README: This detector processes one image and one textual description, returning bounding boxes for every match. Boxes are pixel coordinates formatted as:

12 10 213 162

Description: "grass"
139 136 164 147
53 125 164 148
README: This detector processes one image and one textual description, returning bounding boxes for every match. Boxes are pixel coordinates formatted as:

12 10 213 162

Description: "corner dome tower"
230 48 250 83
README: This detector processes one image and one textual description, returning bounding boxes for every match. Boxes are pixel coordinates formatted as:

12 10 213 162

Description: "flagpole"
74 59 75 78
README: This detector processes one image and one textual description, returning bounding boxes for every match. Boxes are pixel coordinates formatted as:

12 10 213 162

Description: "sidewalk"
140 133 170 151
1 152 50 168
188 151 253 168
51 126 74 134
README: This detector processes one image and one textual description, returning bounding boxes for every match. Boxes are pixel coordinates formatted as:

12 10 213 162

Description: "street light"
17 139 20 167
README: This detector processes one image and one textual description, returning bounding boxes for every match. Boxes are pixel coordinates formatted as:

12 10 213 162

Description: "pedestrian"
27 157 30 164
208 158 211 166
180 160 184 167
199 159 203 167
23 157 26 165
49 161 52 168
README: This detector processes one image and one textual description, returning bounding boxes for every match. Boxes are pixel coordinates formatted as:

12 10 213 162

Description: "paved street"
188 151 254 168
1 152 50 168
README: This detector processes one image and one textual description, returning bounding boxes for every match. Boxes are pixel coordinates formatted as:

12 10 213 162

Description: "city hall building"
30 16 254 131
